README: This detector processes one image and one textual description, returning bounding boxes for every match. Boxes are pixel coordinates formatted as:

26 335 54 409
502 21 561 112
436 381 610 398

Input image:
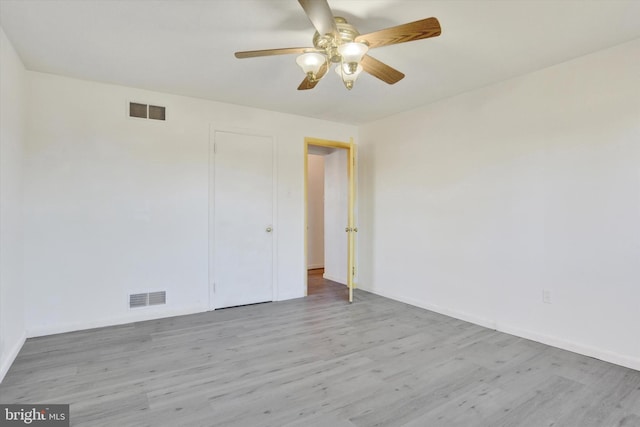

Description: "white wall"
307 154 324 269
358 39 640 370
324 149 348 284
23 72 357 337
0 27 27 382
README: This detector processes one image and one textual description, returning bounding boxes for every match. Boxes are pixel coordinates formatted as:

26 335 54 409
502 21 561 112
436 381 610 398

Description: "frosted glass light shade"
337 42 368 64
296 52 326 75
336 63 363 81
335 63 363 89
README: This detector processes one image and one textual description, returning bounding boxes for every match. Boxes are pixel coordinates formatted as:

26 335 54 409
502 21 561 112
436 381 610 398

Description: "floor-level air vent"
129 102 166 121
148 291 167 306
129 291 167 308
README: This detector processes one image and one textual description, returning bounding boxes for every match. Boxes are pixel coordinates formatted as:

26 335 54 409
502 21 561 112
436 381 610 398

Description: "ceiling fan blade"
298 62 329 90
360 55 405 84
235 47 313 59
355 17 441 49
298 0 338 36
297 76 319 91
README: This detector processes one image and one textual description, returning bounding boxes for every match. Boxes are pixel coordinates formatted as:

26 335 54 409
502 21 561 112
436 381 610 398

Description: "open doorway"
304 137 355 302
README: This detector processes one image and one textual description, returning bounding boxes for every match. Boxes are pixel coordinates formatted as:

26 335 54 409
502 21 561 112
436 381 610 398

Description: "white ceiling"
1 0 639 124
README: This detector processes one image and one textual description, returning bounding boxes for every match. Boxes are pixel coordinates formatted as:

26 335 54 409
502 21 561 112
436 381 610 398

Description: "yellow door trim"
304 137 357 302
347 137 355 303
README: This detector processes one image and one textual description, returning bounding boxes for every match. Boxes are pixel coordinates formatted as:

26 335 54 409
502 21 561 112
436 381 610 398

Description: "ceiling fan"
234 0 441 91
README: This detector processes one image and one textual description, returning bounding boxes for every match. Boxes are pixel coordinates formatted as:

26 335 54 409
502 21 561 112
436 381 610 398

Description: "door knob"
266 227 273 233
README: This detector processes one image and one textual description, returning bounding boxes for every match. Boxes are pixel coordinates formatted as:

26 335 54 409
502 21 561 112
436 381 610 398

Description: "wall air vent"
129 293 148 308
148 291 167 306
129 291 167 308
129 102 147 119
148 105 166 121
128 102 166 121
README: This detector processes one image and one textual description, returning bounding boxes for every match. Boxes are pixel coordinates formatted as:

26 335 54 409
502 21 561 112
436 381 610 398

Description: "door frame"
209 126 278 310
304 136 356 302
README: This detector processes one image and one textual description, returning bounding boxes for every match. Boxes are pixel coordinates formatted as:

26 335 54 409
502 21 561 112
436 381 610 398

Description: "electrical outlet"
542 290 552 304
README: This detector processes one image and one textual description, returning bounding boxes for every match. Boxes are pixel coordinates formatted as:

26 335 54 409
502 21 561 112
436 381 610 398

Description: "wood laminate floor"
1 272 639 426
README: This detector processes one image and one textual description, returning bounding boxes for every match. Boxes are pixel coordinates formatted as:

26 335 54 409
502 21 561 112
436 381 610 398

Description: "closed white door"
213 131 274 309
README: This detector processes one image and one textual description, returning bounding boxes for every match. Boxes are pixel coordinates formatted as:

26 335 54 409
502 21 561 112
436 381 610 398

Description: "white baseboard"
307 264 324 270
276 291 305 301
497 324 640 372
25 291 307 340
0 332 26 383
27 305 208 338
323 273 346 285
360 286 640 372
363 287 497 330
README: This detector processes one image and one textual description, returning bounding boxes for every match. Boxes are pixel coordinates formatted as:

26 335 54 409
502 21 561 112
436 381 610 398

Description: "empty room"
1 0 639 426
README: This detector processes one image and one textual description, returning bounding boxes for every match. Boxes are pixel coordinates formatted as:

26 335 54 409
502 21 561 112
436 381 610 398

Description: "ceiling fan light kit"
295 39 368 90
235 0 441 91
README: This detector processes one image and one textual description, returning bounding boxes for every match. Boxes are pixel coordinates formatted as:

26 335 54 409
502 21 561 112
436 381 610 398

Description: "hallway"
307 268 348 302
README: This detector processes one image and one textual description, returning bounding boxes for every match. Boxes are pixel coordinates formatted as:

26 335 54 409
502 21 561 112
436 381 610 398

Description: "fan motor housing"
313 17 362 63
